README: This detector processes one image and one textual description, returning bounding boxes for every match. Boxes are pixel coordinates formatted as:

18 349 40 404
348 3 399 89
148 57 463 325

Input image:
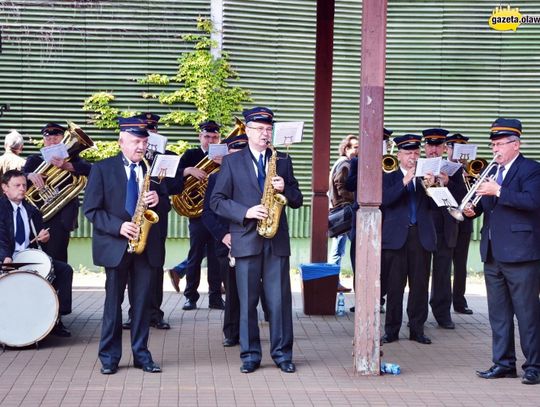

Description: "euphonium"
25 121 94 222
127 157 160 254
257 144 288 239
172 117 246 218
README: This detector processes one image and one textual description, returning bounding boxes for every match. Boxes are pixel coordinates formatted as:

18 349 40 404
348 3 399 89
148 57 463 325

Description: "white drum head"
0 271 59 347
13 249 53 280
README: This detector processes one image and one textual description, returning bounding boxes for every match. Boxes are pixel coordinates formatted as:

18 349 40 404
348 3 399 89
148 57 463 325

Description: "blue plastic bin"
300 263 340 315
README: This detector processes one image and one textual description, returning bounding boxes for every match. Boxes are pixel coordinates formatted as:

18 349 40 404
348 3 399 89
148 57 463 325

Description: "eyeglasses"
247 125 273 134
488 140 517 148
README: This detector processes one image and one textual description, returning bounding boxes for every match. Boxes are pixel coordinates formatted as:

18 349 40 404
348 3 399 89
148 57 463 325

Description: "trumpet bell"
382 154 398 173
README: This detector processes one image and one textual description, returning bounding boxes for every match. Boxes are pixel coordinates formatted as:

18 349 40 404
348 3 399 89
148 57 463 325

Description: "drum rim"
0 270 59 347
12 248 54 281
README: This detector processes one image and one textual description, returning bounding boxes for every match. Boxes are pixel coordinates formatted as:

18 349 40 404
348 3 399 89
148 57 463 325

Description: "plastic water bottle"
336 292 346 316
381 362 401 375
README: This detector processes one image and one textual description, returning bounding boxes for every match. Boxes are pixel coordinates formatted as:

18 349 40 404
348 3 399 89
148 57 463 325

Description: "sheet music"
208 143 228 159
150 154 180 178
40 143 69 163
273 121 304 146
440 159 463 176
426 187 459 208
147 131 167 154
452 143 478 161
415 157 442 177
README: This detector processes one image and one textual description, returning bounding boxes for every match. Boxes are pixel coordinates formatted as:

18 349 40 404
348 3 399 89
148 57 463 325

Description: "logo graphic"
489 5 522 31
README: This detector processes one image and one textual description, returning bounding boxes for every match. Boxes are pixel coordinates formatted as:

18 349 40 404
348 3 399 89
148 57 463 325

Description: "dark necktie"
257 153 266 191
15 206 25 245
496 165 505 186
125 163 139 216
407 181 417 225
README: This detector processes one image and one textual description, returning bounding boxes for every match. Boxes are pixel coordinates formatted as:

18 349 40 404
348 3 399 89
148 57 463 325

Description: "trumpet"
382 139 398 173
462 158 488 191
447 153 500 221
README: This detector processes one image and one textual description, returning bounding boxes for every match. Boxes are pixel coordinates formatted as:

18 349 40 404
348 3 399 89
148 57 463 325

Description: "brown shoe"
337 283 352 293
166 268 180 293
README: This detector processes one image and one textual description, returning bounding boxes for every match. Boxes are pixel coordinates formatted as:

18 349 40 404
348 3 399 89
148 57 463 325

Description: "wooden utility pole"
353 0 387 375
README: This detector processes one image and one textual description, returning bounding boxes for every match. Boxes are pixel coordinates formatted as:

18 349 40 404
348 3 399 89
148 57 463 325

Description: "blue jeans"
329 234 347 266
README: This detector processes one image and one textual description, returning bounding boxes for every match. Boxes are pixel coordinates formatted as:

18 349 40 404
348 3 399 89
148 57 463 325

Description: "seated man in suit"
83 117 167 375
0 169 73 337
464 118 540 385
210 106 303 374
381 134 437 345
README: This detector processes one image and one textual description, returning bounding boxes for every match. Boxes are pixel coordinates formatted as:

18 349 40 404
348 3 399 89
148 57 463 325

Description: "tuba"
172 117 246 218
257 144 288 239
25 121 94 222
127 157 159 254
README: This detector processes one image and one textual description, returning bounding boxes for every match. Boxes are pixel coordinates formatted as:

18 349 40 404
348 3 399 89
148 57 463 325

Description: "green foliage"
80 141 120 162
167 140 191 155
82 92 137 130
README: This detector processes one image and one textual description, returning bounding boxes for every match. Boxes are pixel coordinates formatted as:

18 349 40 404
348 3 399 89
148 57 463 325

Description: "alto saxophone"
127 157 160 254
257 144 288 239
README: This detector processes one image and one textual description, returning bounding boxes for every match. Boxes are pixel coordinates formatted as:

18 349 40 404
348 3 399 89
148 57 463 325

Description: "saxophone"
127 157 160 254
256 144 288 239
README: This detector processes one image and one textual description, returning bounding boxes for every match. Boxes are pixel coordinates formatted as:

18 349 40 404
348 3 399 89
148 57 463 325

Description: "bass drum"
0 271 59 347
13 248 55 282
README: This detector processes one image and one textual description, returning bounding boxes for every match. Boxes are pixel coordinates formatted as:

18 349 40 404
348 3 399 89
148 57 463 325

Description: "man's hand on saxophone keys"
271 176 285 192
120 222 140 240
246 204 268 220
143 190 159 208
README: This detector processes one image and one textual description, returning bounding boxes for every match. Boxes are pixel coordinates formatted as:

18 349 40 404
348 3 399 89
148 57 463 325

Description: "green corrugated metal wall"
1 1 540 240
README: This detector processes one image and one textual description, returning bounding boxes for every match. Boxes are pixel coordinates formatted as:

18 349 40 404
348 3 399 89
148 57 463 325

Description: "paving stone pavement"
0 274 538 407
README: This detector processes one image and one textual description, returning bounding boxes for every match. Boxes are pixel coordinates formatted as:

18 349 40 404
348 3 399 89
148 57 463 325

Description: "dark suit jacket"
210 147 303 258
24 154 92 231
0 196 45 262
475 154 540 263
179 147 206 176
381 169 437 252
82 153 168 268
202 173 229 257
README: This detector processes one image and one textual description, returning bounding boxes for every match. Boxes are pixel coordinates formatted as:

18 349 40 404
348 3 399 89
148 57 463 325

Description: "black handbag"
328 204 354 238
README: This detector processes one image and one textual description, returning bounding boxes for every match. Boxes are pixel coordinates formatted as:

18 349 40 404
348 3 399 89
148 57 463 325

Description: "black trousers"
452 230 472 311
44 215 71 263
183 218 221 304
51 259 73 315
99 252 153 368
235 240 293 364
484 247 540 372
384 226 431 337
217 255 240 341
429 233 454 325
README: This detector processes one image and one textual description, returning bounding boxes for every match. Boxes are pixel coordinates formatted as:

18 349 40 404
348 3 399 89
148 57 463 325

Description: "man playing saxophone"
83 117 167 375
210 106 303 374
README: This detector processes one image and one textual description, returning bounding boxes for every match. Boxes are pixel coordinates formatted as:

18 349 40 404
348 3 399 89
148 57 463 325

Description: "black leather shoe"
222 338 239 347
476 365 517 379
150 319 170 330
381 334 398 344
134 362 162 373
349 306 355 312
277 361 296 373
438 321 455 329
100 365 118 375
522 369 540 385
409 333 432 344
51 320 71 337
240 361 260 373
182 300 197 310
166 268 181 293
122 319 131 330
209 298 225 310
455 307 473 315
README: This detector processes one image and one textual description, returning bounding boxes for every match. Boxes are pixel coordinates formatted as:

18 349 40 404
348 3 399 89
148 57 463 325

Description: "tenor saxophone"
127 157 160 254
256 144 288 239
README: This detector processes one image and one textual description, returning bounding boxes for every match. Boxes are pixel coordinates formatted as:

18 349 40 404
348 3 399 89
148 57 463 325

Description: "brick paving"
0 274 538 407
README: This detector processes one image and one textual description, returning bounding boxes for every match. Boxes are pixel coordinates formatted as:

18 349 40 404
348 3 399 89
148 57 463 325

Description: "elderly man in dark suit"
0 169 73 337
24 122 92 263
464 118 540 385
83 117 167 375
381 134 437 345
211 106 303 374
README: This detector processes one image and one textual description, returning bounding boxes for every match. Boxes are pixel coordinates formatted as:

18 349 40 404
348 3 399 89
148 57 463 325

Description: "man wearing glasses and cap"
464 118 540 385
211 106 303 374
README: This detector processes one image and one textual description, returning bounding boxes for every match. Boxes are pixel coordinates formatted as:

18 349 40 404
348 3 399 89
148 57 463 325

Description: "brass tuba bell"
171 117 246 218
25 121 94 222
